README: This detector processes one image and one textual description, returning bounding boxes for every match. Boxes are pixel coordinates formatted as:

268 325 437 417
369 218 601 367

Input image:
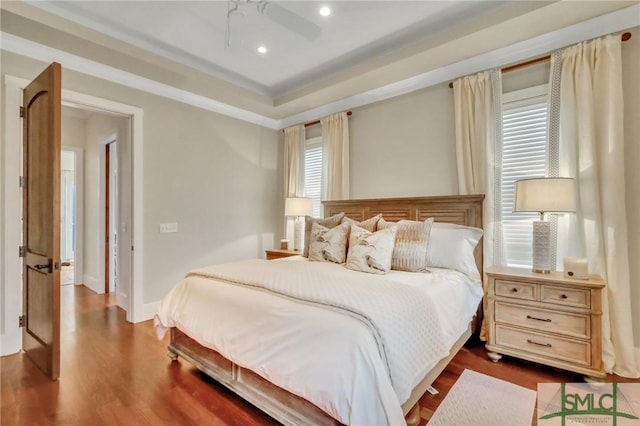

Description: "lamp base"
532 268 551 274
293 217 304 251
532 220 551 273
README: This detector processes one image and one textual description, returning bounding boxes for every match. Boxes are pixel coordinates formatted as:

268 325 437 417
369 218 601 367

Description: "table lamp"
285 197 312 251
513 177 576 273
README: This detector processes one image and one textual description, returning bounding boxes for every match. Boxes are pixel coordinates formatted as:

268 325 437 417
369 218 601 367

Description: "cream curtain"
453 70 503 341
321 112 350 201
555 36 639 377
283 125 305 244
283 125 305 197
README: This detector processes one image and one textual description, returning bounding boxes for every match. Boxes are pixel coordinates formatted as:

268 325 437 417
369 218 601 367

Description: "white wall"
140 99 280 302
349 83 458 198
347 60 551 199
0 75 23 354
62 114 86 149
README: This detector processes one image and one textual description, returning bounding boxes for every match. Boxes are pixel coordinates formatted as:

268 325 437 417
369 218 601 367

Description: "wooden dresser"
265 249 300 260
485 266 606 379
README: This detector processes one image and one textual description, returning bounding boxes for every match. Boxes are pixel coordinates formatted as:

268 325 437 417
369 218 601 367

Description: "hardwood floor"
1 285 637 425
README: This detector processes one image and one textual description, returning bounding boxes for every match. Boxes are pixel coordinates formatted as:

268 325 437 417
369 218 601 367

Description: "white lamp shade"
285 197 313 217
513 177 576 213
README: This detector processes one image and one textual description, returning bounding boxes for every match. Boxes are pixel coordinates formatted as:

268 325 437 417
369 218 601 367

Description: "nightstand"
485 266 606 380
265 249 301 260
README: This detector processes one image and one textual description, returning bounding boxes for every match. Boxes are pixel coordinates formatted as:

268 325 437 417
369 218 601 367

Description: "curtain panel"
283 125 305 244
453 69 503 341
321 112 350 201
283 125 305 198
554 35 639 377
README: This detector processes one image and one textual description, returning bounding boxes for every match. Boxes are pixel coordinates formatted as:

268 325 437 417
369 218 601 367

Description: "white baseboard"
116 291 128 312
83 274 102 295
138 301 160 323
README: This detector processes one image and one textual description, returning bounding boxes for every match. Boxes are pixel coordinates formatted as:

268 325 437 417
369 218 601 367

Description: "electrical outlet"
159 223 178 233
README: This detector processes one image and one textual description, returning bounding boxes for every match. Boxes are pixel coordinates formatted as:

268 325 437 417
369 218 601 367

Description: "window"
304 136 322 217
501 85 548 267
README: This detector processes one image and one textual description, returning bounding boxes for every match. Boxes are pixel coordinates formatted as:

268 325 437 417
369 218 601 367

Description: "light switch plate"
159 222 178 233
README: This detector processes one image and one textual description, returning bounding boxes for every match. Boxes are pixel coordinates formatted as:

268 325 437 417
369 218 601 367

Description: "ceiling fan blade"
259 2 321 40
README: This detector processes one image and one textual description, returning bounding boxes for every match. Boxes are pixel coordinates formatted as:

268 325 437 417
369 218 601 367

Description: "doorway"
59 104 130 307
105 141 118 294
2 76 145 358
60 149 76 285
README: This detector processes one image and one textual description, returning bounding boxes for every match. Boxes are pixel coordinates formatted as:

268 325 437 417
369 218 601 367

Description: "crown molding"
2 4 638 130
278 4 640 128
0 32 280 129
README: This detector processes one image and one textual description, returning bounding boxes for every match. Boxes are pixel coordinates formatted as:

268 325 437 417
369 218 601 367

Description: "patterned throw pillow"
303 213 345 257
308 222 349 263
341 213 382 232
377 217 434 272
346 224 398 275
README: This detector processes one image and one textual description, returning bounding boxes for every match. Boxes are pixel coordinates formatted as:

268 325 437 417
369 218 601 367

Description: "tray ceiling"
29 1 508 97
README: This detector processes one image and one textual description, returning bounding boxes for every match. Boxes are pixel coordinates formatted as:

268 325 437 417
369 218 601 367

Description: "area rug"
428 369 537 426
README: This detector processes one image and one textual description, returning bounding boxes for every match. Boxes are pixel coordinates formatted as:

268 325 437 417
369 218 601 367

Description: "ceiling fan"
225 0 322 48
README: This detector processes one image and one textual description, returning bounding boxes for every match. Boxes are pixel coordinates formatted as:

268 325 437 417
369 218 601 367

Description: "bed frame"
168 194 484 426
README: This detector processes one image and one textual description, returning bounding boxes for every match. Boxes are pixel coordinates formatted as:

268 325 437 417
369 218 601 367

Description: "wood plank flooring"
1 285 637 425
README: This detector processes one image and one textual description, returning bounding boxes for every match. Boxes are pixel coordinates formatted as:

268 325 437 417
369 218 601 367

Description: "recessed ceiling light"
319 6 331 17
257 46 267 54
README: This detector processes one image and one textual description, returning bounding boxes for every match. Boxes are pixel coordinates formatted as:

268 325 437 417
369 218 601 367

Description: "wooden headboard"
323 194 485 276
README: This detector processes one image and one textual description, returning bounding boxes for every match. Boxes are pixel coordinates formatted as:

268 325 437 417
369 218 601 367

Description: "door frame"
61 145 84 286
2 75 145 356
103 138 118 296
105 140 112 294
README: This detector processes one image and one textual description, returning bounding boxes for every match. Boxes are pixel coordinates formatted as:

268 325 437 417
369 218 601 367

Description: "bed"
155 195 484 426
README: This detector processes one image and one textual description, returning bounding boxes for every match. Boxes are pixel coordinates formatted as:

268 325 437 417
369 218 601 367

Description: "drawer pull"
561 294 568 299
526 315 552 322
511 288 518 293
527 339 552 348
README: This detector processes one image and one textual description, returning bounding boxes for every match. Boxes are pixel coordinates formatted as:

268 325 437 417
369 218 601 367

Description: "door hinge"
19 246 25 258
18 315 25 328
19 106 24 118
19 176 25 188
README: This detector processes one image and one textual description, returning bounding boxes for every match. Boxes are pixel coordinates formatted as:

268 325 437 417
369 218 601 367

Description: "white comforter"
155 257 482 426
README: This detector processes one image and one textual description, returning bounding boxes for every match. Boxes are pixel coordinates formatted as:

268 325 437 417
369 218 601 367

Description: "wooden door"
22 62 62 380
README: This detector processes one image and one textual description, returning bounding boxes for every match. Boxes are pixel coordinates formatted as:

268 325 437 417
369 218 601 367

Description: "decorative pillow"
377 217 434 272
426 222 483 279
341 214 382 232
303 212 345 257
346 225 397 275
308 222 349 263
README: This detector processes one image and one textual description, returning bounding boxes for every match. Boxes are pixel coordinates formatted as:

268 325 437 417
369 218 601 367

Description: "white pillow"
426 222 483 279
346 224 397 275
308 222 349 263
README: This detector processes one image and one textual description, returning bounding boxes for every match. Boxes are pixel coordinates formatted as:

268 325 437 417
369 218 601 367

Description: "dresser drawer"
494 302 590 339
495 325 591 366
541 285 590 309
494 279 537 301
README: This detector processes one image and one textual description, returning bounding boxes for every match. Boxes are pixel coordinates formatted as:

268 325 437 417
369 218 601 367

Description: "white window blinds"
501 85 548 268
304 136 323 217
